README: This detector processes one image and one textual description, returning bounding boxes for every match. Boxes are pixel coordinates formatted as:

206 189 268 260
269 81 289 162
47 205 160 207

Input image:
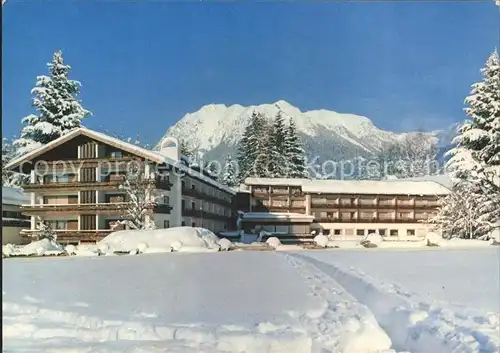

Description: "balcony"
22 180 122 192
314 217 419 224
21 202 127 215
182 208 231 221
182 188 232 206
270 188 289 195
21 229 113 244
154 204 173 214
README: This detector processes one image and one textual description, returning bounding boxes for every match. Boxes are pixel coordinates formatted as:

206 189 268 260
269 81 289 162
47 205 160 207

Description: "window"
191 202 195 210
356 229 365 236
368 229 376 234
181 200 185 210
111 151 122 158
323 229 331 235
164 220 169 228
326 212 334 219
345 228 354 236
378 229 387 236
182 181 186 190
390 229 399 236
334 229 341 235
181 221 186 226
191 222 196 227
163 196 169 205
191 184 196 190
407 229 415 236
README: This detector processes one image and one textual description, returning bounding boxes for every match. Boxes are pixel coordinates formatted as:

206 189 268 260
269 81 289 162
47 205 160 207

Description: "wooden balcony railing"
21 202 127 215
21 229 113 244
182 208 231 220
314 217 420 224
182 188 232 206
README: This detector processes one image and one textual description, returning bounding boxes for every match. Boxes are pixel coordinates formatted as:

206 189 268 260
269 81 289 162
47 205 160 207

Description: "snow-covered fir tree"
377 132 439 179
118 163 159 230
446 50 500 228
284 117 308 178
266 111 288 177
180 140 193 158
221 154 238 187
2 137 28 188
13 50 91 156
237 111 270 181
34 217 57 241
429 183 492 239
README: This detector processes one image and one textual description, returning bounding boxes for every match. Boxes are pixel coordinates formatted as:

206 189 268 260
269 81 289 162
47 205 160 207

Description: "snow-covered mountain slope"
160 100 442 162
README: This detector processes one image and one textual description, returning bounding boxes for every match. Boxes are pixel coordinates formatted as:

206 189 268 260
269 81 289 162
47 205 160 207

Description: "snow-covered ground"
3 249 499 352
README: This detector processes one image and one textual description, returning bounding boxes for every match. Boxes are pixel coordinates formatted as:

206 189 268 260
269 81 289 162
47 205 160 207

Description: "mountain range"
159 100 457 164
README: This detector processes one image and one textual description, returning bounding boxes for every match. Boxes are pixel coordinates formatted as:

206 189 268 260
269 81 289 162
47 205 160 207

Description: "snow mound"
266 237 281 249
425 232 443 246
313 234 329 247
3 239 65 257
363 232 384 245
218 238 234 251
99 227 221 254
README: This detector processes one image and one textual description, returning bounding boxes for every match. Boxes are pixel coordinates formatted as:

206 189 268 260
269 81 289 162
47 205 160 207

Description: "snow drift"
2 239 65 257
99 227 221 254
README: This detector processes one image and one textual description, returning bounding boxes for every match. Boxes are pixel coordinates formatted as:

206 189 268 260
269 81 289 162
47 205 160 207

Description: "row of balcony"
311 203 438 209
22 176 173 191
182 187 233 207
181 208 232 221
20 203 172 215
253 189 302 196
21 229 112 244
314 217 426 224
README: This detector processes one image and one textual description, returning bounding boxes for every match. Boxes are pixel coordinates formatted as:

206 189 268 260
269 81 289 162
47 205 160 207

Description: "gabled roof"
6 127 167 169
6 127 237 195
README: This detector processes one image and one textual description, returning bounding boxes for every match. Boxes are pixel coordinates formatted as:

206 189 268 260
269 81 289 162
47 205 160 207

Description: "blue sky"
3 1 499 145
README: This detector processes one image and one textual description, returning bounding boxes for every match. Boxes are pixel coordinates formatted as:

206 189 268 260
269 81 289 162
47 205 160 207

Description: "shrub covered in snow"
314 234 329 248
3 239 65 257
425 232 442 247
266 237 281 249
99 227 221 254
65 244 77 255
218 238 234 251
360 232 383 248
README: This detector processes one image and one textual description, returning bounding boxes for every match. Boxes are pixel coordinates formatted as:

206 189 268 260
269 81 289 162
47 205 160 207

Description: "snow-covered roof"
243 177 450 196
2 187 29 206
5 127 236 195
244 178 309 186
394 174 454 190
242 212 315 222
301 179 450 196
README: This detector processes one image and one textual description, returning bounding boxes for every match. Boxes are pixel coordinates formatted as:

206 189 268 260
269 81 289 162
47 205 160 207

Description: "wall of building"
2 226 28 245
311 222 435 240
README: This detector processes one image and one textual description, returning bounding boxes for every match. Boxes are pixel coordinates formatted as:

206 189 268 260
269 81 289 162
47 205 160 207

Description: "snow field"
294 249 500 353
3 249 498 352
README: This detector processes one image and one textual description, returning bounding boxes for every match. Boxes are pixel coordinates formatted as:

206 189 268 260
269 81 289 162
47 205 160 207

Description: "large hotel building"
7 127 450 244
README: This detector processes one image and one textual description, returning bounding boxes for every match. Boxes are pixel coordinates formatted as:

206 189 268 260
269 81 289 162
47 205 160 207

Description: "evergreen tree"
180 140 193 158
377 132 439 179
13 50 91 156
446 50 500 227
221 154 238 187
2 137 28 188
237 111 270 180
284 118 308 178
266 111 288 177
429 183 492 239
